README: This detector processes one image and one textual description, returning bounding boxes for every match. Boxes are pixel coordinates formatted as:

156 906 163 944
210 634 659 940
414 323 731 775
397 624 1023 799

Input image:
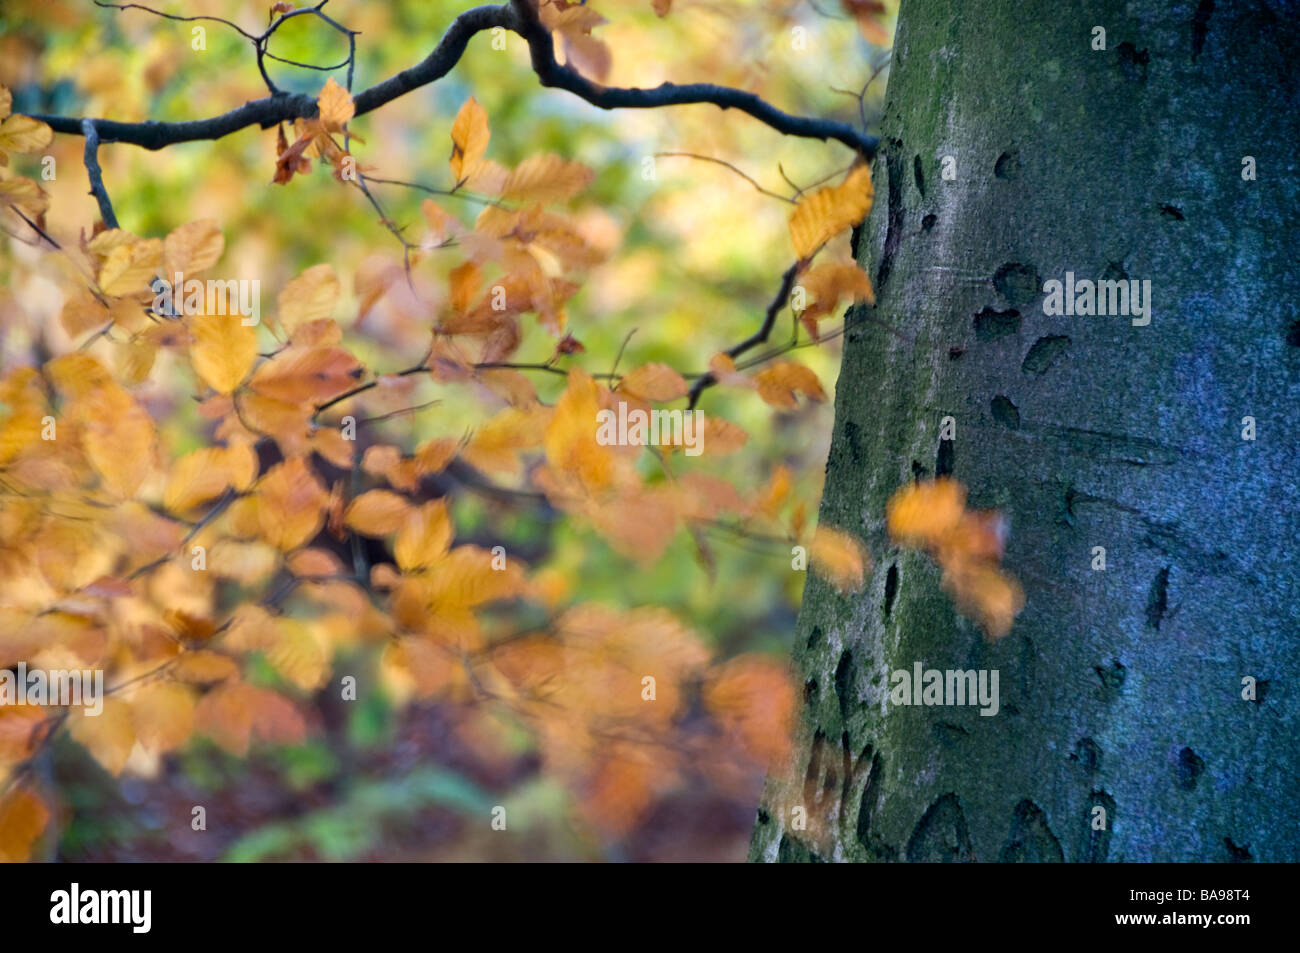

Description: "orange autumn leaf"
190 312 259 394
941 560 1025 641
394 499 453 572
885 477 966 548
809 525 871 593
449 96 490 182
248 345 363 404
344 489 413 536
788 163 873 260
276 264 340 336
255 456 328 550
796 259 875 335
501 154 594 204
0 787 49 863
754 361 827 408
316 77 355 133
97 237 162 296
163 218 224 277
886 478 1024 640
195 681 306 756
619 362 688 402
703 655 796 765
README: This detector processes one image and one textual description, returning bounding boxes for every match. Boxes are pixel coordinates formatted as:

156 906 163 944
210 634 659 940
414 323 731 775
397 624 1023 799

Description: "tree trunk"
750 0 1300 863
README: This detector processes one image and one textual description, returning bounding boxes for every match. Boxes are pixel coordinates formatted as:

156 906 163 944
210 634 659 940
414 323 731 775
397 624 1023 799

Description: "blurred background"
0 0 893 861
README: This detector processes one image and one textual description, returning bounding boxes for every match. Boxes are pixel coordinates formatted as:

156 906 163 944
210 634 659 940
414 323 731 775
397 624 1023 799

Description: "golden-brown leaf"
809 525 871 593
788 164 873 260
190 312 258 394
754 361 827 408
449 96 490 182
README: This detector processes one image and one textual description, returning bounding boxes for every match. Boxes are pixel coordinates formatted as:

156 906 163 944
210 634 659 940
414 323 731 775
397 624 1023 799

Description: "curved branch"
509 0 878 157
29 2 877 158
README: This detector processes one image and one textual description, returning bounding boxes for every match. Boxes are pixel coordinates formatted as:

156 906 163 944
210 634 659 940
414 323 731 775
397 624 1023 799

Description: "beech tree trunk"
750 0 1300 862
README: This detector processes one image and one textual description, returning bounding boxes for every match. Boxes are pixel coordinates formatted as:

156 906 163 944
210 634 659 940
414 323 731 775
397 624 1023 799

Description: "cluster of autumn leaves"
0 51 1019 862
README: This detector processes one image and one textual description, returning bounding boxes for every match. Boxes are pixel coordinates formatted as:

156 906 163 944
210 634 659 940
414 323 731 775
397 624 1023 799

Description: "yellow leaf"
344 489 413 536
395 499 453 572
164 446 246 513
941 561 1024 641
0 113 53 154
277 264 340 336
788 163 873 260
809 525 871 593
449 96 490 182
754 361 827 408
248 345 362 404
885 478 966 548
79 383 157 499
255 456 328 550
190 312 258 393
0 173 48 216
619 362 688 402
462 405 550 476
98 237 162 296
317 77 354 133
0 787 49 863
265 617 328 691
501 154 594 204
171 650 239 685
67 698 135 775
130 681 195 754
163 218 224 277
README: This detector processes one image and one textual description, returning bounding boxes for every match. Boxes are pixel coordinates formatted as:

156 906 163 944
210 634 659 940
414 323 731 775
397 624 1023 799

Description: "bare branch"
81 120 119 229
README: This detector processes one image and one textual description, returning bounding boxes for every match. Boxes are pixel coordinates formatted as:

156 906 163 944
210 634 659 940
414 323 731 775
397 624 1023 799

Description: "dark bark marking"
883 563 899 617
1176 746 1206 791
1117 42 1150 82
1080 790 1116 862
875 140 905 291
912 153 926 198
1101 259 1128 282
1057 483 1077 526
993 149 1020 180
1000 798 1065 862
1223 837 1254 862
990 394 1020 429
931 720 969 747
1145 566 1170 629
756 807 771 825
935 436 955 476
1094 658 1127 701
1022 335 1071 375
1070 737 1102 773
854 748 895 860
843 419 864 465
806 625 824 652
1192 0 1215 62
906 793 975 862
948 344 966 359
1286 320 1300 347
921 212 937 231
804 677 819 703
1157 203 1185 221
834 650 857 726
992 262 1041 307
778 833 823 862
1047 424 1181 466
911 459 928 480
973 306 1021 341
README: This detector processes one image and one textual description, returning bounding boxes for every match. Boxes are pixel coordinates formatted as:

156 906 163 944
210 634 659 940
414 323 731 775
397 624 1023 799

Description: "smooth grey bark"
751 0 1300 862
